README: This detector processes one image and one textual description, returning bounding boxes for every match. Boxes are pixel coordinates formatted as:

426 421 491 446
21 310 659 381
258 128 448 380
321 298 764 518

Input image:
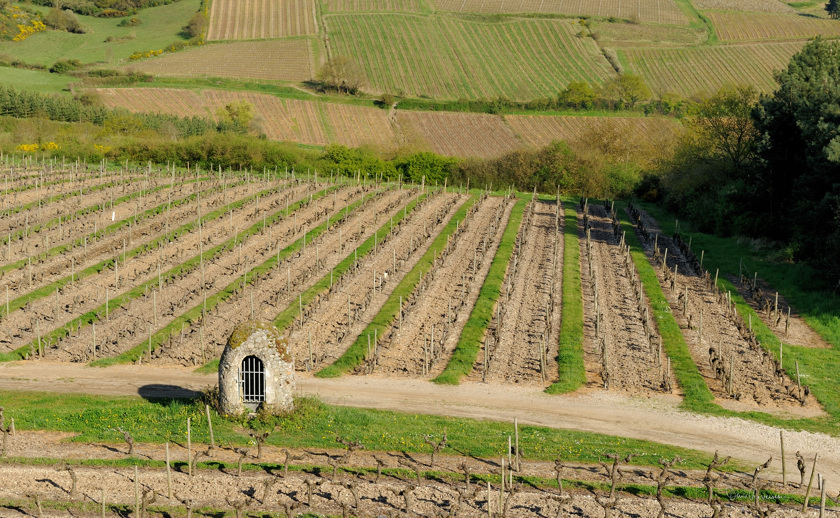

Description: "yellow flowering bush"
12 19 45 42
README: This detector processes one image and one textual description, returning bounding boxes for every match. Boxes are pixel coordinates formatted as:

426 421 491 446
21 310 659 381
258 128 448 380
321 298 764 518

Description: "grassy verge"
547 198 586 394
0 177 206 279
0 391 734 470
0 184 303 363
316 195 477 378
616 202 715 410
639 203 840 434
91 185 350 366
434 195 525 384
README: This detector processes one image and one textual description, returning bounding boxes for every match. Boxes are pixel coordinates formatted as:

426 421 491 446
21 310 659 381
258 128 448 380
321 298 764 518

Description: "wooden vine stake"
803 453 818 513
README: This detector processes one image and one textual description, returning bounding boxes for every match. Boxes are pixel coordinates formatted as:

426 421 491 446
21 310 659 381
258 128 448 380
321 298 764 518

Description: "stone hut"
218 321 295 415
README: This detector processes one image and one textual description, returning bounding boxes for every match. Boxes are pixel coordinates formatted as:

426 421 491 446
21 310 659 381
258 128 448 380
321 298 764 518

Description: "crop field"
325 14 616 100
706 11 840 41
3 163 840 518
396 111 522 158
206 0 317 41
623 42 804 97
432 0 689 25
693 0 793 12
96 88 211 119
126 39 314 82
504 115 681 150
321 0 424 11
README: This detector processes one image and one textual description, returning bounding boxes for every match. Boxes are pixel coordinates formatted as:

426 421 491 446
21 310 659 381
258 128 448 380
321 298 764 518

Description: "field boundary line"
316 192 475 378
546 198 586 394
617 201 715 410
99 186 377 366
271 190 426 335
433 194 524 385
0 183 308 363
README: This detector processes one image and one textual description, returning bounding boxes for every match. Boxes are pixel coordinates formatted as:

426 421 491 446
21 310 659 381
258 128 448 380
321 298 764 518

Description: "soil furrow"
288 192 463 370
155 187 414 366
0 183 312 355
374 196 511 378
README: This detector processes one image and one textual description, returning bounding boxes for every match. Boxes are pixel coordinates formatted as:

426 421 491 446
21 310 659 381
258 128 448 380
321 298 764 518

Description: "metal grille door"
239 355 265 405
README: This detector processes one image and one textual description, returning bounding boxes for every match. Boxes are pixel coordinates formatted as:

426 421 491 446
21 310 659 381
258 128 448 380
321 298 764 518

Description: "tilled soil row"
474 198 562 385
287 191 464 371
47 184 361 362
733 274 829 349
2 179 226 298
374 195 512 378
580 202 667 394
0 433 820 518
628 205 820 412
0 182 303 355
155 187 414 366
1 173 152 238
0 168 124 215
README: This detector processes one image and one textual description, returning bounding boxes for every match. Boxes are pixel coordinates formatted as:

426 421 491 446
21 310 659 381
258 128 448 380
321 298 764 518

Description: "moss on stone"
226 320 292 362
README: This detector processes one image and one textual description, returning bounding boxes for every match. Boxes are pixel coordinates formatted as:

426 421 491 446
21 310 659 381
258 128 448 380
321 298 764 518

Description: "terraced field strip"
504 114 681 150
317 193 475 377
108 186 380 366
373 195 512 378
326 14 615 100
323 0 422 10
623 42 804 97
396 111 521 158
177 187 414 368
436 195 527 384
0 181 295 361
694 0 793 13
273 191 425 334
1 177 210 298
432 0 689 24
579 202 666 394
2 174 149 234
127 39 314 82
615 203 714 409
284 191 462 372
547 198 586 394
96 88 210 118
706 11 840 41
207 0 317 40
628 206 820 411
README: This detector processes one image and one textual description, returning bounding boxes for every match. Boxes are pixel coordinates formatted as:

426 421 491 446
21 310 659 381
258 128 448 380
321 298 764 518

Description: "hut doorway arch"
239 355 265 409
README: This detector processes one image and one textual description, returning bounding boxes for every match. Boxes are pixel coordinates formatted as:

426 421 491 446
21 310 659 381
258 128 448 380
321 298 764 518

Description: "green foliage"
827 0 840 18
557 81 596 110
117 16 141 26
0 391 729 469
181 11 204 37
44 8 87 33
603 74 652 109
215 99 255 134
454 142 575 193
315 56 364 95
434 196 526 384
28 0 180 17
546 200 586 393
393 151 457 185
318 195 477 377
48 58 82 73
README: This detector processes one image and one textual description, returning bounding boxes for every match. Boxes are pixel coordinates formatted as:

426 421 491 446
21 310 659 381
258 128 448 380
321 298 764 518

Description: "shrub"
182 11 206 38
44 8 87 33
117 16 141 26
49 59 83 74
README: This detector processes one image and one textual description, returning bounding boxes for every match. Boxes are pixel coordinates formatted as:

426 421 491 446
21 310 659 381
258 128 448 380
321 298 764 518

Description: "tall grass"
547 198 586 394
434 195 525 384
317 194 476 377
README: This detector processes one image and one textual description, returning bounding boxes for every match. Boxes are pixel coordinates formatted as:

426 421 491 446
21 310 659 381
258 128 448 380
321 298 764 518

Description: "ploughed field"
0 162 827 418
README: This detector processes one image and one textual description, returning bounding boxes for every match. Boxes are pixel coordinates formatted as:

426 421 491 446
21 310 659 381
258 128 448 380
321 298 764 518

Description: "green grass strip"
0 179 223 319
0 391 734 470
639 202 840 434
91 186 350 366
0 178 206 277
616 202 716 409
273 191 426 334
433 196 525 385
2 175 143 224
317 194 477 378
0 184 302 363
547 198 586 394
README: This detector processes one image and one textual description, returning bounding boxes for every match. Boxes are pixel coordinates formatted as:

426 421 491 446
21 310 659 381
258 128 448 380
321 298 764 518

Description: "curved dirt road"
1 361 837 494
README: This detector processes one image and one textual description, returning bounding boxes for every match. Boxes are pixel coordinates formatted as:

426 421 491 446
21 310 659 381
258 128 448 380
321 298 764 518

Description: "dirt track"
0 361 838 497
